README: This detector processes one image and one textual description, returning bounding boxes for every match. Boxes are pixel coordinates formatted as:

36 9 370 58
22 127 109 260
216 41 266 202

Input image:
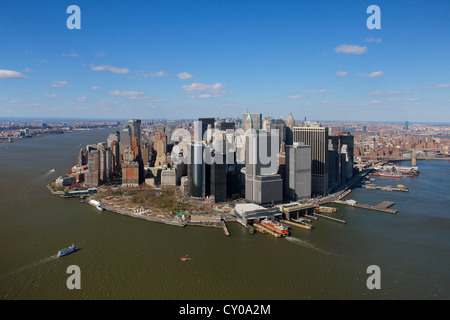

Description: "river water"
0 128 449 299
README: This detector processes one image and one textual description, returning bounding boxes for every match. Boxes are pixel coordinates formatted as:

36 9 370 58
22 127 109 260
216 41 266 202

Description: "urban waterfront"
0 128 448 299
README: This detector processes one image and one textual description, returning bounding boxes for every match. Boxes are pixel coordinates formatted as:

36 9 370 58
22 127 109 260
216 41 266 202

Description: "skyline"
1 0 449 122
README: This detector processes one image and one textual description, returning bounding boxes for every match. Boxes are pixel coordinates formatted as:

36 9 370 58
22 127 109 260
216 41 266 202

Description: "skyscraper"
293 124 329 196
198 118 215 142
245 132 283 205
242 112 262 132
285 143 311 201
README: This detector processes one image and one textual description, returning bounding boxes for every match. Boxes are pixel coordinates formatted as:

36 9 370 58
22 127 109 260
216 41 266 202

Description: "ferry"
315 205 338 213
88 199 104 211
373 172 402 178
260 218 289 236
57 244 77 257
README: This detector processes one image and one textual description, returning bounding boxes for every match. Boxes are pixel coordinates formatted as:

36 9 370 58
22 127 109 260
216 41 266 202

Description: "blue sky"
0 0 449 122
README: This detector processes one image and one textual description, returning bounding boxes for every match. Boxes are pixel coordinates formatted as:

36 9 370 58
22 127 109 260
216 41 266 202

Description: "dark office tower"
85 149 100 187
198 118 215 142
208 150 227 202
77 149 88 166
293 125 329 196
141 141 150 167
242 112 262 132
285 113 295 145
187 141 205 198
339 132 354 182
245 132 283 205
285 143 312 201
215 121 236 131
110 140 120 173
328 132 354 191
404 121 409 130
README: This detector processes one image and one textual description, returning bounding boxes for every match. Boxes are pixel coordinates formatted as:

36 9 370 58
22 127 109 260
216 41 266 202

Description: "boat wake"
0 255 58 279
285 236 335 256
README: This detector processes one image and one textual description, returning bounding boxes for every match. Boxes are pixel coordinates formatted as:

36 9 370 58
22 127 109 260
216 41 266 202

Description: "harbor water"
0 129 449 299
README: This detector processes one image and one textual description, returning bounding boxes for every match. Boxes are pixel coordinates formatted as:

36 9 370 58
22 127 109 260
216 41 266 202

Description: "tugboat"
57 244 77 257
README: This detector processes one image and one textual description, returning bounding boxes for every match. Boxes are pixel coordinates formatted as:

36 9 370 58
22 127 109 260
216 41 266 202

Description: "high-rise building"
85 149 100 187
285 143 311 201
245 132 283 205
187 141 206 198
404 121 409 130
328 132 354 191
121 147 143 187
198 118 215 142
285 113 295 146
166 120 176 142
242 112 262 132
293 124 329 196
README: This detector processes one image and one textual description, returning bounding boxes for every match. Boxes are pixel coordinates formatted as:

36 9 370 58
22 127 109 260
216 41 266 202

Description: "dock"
312 213 346 224
222 221 230 236
333 200 398 214
280 219 313 230
362 184 409 192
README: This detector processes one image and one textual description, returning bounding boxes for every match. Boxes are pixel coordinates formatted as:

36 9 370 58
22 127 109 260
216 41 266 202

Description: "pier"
280 219 313 230
312 213 346 224
333 200 398 214
362 184 409 192
222 221 230 236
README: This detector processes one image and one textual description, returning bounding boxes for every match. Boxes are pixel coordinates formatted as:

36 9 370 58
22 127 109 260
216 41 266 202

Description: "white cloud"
109 90 148 100
365 37 382 43
177 72 193 80
90 64 129 74
139 70 169 78
302 89 328 93
0 70 26 79
334 44 368 54
369 90 409 96
61 52 79 57
108 90 164 103
435 83 450 88
359 71 384 78
45 94 57 98
77 97 88 102
288 95 306 99
51 81 71 87
91 86 101 90
182 82 225 98
335 71 348 77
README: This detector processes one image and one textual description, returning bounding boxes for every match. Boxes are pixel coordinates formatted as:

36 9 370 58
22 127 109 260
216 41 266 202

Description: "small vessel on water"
181 255 191 261
315 205 338 213
49 168 56 173
260 218 289 236
57 244 77 257
88 199 104 211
